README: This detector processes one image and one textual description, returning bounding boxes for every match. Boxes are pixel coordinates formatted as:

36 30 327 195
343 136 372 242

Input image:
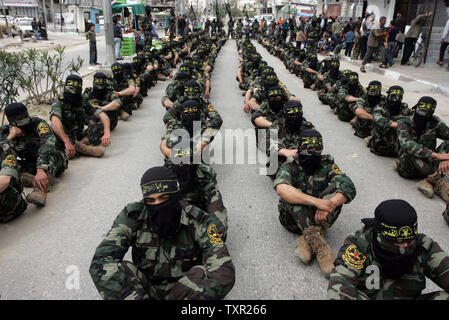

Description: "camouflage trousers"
416 291 449 300
278 199 342 235
120 96 134 116
118 261 222 300
0 176 27 223
84 122 106 146
19 151 68 178
370 126 398 157
352 40 361 59
303 73 317 89
398 140 449 179
337 102 356 122
306 39 319 53
139 72 152 97
354 118 372 139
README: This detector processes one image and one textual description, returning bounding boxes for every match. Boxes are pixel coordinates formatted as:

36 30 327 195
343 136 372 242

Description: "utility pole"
50 0 56 31
43 0 48 26
59 0 62 32
1 0 12 37
101 0 115 66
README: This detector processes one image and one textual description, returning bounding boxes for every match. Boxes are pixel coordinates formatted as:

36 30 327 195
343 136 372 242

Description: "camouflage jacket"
0 149 19 180
161 82 186 104
372 101 410 132
89 200 235 300
273 155 356 202
328 226 449 300
321 70 343 89
82 87 119 129
397 114 449 159
351 96 387 136
163 96 223 144
252 85 292 104
305 24 321 40
50 96 97 144
0 117 61 171
268 117 315 152
338 84 366 105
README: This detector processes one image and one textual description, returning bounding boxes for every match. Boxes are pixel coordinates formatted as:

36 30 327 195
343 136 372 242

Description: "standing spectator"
401 11 433 65
86 23 98 65
360 16 388 72
352 28 361 59
437 17 449 69
296 24 305 49
113 15 123 60
344 27 355 57
289 18 295 42
360 12 372 60
392 11 406 58
354 17 362 32
32 18 40 40
384 21 399 67
320 13 327 31
38 17 47 40
332 17 342 45
282 19 289 42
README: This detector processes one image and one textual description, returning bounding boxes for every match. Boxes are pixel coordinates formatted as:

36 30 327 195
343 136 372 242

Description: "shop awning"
112 4 145 15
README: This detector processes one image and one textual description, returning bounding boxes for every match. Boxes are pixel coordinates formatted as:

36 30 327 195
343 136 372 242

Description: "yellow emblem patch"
342 245 366 270
331 164 342 175
5 154 17 168
38 122 50 134
207 224 223 245
208 104 215 112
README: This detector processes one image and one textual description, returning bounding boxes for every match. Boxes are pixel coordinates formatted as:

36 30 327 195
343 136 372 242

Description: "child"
344 27 355 57
352 29 361 59
86 23 98 65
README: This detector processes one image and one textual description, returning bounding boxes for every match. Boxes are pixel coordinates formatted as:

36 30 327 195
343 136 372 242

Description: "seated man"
111 63 136 120
319 69 351 109
1 103 68 206
89 166 235 300
369 86 410 156
292 49 307 77
274 129 356 277
337 72 365 122
317 58 342 103
50 75 110 160
301 52 320 89
328 199 449 300
82 72 120 146
396 96 449 202
351 81 386 139
161 72 191 109
0 150 27 222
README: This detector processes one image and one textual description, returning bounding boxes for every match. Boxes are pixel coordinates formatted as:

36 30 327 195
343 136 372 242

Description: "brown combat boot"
157 74 166 81
350 117 357 129
417 178 434 198
364 136 372 147
21 173 35 187
428 174 449 203
304 226 335 278
119 109 130 121
75 141 104 158
26 174 54 207
310 83 317 91
296 235 313 265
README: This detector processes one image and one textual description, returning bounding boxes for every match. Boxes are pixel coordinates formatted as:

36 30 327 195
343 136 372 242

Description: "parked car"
0 16 19 36
16 17 34 40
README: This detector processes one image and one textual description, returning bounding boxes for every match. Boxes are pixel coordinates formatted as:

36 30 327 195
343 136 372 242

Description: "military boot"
75 141 104 158
21 173 35 188
304 226 335 278
310 83 317 91
119 109 130 121
364 136 372 147
350 117 357 129
26 174 54 207
428 174 449 203
417 178 434 198
157 74 166 81
296 235 313 265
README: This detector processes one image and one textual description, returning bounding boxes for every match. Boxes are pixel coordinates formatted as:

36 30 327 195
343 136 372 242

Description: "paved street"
0 38 448 300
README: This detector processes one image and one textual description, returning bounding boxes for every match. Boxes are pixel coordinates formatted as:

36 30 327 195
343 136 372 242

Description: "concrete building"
256 0 316 19
315 0 363 19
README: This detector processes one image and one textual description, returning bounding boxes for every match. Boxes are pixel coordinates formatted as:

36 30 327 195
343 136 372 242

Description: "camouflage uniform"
317 70 343 105
0 151 27 223
0 117 68 178
228 20 234 39
82 87 120 145
168 12 176 41
352 32 361 59
274 154 356 235
301 56 319 89
320 70 352 109
111 70 136 116
351 95 386 139
305 21 321 53
89 201 235 300
328 226 449 300
337 79 366 122
370 101 411 156
143 9 153 51
397 115 449 179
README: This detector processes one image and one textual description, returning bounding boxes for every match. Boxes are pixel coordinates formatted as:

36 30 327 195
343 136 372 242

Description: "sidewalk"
336 54 449 97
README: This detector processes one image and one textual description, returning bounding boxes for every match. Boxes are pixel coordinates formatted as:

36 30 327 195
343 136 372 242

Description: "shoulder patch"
331 163 343 175
5 154 17 168
207 224 224 245
38 122 50 134
342 244 366 270
207 104 215 112
124 202 145 219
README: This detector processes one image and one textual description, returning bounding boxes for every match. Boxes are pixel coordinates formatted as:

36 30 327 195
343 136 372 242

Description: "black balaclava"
329 59 340 79
169 140 198 193
347 72 359 95
297 129 323 175
263 72 279 91
132 56 143 75
92 72 107 100
366 81 382 108
111 62 124 83
308 53 318 70
63 74 83 107
283 100 303 133
386 85 404 116
413 96 437 134
267 86 285 114
140 166 182 238
179 63 193 77
121 63 132 78
5 102 33 132
175 72 190 95
180 99 201 135
311 16 317 27
298 49 307 62
184 80 201 101
362 199 419 279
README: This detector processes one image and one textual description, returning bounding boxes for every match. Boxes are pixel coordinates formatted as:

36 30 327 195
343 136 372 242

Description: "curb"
0 40 23 50
335 54 449 97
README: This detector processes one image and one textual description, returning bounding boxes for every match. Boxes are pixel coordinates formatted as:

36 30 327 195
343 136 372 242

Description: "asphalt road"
0 38 448 300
